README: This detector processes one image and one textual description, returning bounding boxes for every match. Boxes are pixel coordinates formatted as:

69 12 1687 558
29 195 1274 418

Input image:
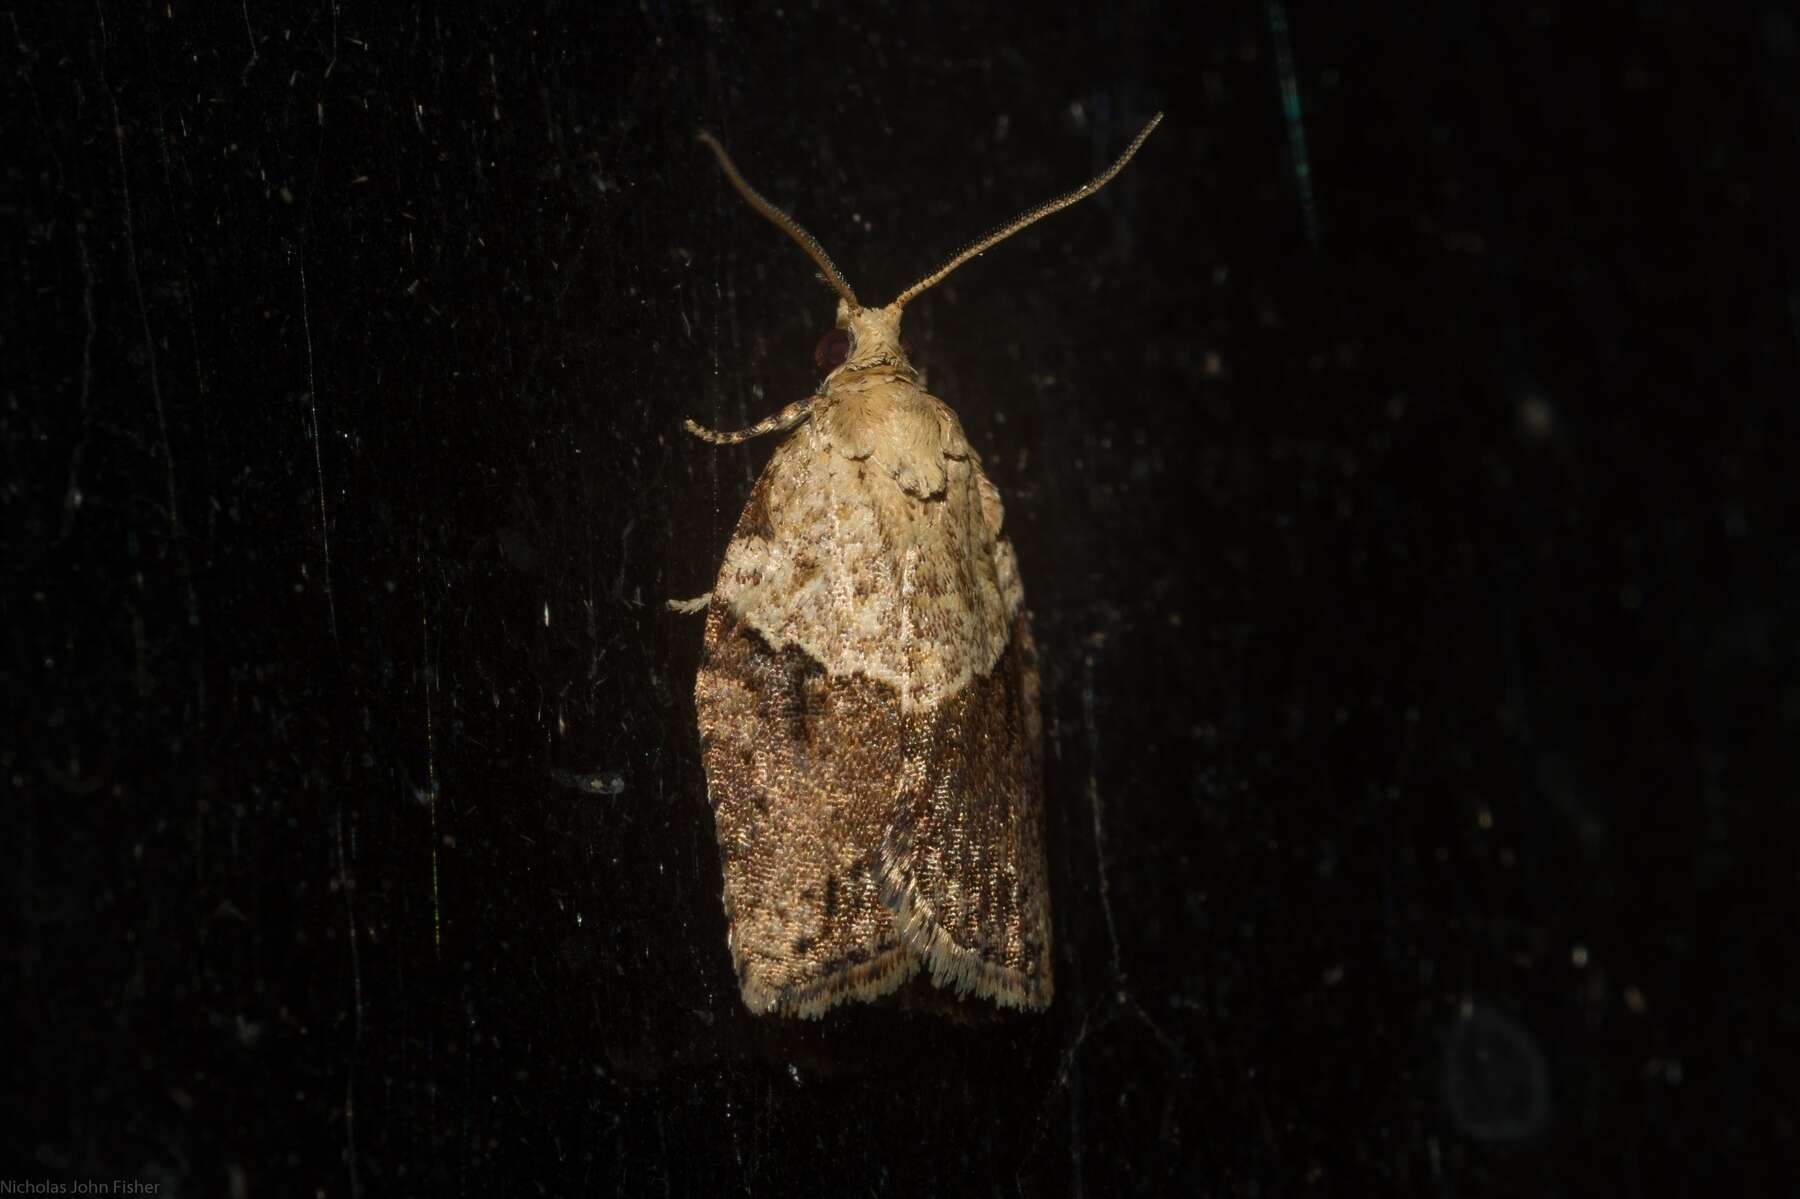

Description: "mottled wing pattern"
877 461 1051 1010
695 471 920 1017
695 417 1049 1016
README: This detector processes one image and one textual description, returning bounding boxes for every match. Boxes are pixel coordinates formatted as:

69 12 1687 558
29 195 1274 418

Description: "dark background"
7 1 1797 1193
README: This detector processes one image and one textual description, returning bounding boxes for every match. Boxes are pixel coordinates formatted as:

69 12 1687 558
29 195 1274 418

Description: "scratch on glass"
299 249 339 645
1268 0 1321 244
420 550 442 951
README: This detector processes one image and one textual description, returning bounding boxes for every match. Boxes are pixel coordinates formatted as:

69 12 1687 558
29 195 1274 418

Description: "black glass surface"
8 3 1796 1192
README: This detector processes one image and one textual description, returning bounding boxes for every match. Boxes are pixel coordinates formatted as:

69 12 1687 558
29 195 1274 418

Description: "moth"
678 114 1161 1018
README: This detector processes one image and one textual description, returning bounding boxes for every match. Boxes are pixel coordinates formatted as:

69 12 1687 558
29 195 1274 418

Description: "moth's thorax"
826 300 916 382
815 377 972 500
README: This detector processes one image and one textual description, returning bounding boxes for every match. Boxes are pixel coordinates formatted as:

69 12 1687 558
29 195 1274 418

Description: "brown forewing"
878 612 1051 1009
694 451 1050 1017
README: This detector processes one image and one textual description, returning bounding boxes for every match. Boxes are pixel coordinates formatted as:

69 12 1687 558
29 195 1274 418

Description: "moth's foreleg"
683 396 816 445
665 593 712 615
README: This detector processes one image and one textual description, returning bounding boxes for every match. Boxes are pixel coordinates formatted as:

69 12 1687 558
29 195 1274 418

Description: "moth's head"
814 300 913 380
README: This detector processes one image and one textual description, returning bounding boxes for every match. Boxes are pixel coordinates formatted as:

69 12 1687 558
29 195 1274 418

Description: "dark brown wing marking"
695 597 920 1017
877 613 1051 1009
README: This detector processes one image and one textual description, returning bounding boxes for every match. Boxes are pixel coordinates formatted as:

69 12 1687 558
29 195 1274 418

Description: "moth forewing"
684 115 1160 1017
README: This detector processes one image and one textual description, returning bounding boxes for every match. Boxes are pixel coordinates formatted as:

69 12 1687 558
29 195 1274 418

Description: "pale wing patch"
716 413 1020 710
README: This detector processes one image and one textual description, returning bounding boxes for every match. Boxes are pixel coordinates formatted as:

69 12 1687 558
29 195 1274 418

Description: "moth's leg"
684 396 815 445
673 397 810 614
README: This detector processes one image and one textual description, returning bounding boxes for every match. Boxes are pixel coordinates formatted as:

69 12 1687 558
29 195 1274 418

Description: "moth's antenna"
697 130 862 310
890 112 1163 309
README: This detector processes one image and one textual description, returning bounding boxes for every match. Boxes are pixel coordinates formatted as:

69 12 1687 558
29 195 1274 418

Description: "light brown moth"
678 114 1161 1018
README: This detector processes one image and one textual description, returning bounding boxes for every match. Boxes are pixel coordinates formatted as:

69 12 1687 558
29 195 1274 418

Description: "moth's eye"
814 328 852 372
901 338 915 360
